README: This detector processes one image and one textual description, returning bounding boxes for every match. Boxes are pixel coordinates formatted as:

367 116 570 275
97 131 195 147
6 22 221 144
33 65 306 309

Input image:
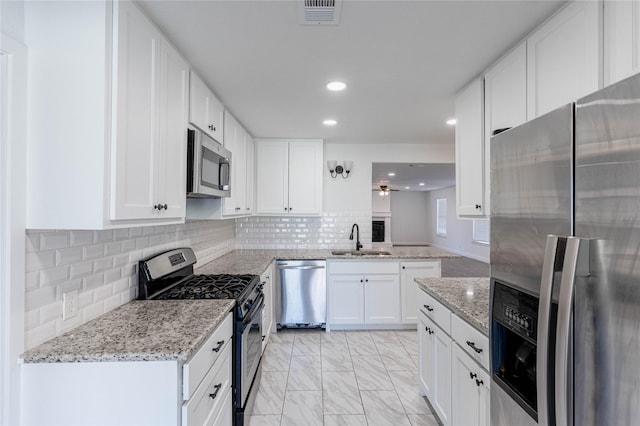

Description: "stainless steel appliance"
186 127 231 198
137 248 262 426
490 72 640 426
275 260 326 328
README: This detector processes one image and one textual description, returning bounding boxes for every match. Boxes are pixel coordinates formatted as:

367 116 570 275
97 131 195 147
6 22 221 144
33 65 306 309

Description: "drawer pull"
423 304 434 312
209 383 222 400
466 340 483 353
469 372 477 380
475 379 484 387
212 340 225 352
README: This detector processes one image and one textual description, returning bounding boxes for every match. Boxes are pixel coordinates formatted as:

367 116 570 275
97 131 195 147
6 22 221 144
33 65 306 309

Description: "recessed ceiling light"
405 186 410 190
419 183 425 186
323 119 337 126
326 81 346 91
446 118 457 126
388 172 395 177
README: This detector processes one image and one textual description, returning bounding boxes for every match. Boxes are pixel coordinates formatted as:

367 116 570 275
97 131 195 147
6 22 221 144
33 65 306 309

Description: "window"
473 219 490 244
436 198 447 236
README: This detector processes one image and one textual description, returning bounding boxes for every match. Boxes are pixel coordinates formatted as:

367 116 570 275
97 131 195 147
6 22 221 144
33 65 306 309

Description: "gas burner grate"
154 274 258 300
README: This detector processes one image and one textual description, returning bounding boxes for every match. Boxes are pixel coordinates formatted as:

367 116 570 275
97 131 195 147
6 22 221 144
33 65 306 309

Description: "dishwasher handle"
277 265 325 270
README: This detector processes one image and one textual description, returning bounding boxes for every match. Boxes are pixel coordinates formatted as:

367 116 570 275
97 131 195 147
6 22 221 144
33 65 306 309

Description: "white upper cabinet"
483 42 527 217
189 72 224 144
527 0 602 119
255 140 323 216
455 78 485 218
112 1 188 221
604 0 640 86
25 0 188 229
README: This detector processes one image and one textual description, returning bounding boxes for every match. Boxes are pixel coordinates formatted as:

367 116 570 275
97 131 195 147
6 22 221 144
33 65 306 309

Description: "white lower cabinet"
417 287 490 426
21 313 233 426
400 261 441 324
418 309 452 426
261 264 274 353
327 261 400 326
451 344 490 426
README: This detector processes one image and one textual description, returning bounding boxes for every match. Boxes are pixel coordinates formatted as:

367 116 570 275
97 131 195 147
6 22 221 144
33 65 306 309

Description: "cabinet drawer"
183 313 233 400
417 288 451 334
182 340 232 426
329 261 399 275
452 314 489 371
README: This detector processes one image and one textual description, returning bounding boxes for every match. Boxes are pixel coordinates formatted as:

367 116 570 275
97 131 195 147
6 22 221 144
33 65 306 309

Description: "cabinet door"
157 40 188 220
189 72 211 135
401 261 440 324
432 323 452 426
604 0 640 86
261 268 272 353
527 0 602 119
205 387 232 426
418 314 434 399
222 112 242 216
484 42 527 217
287 141 323 215
455 78 485 217
112 0 160 220
208 92 225 146
451 344 490 426
245 135 255 215
328 275 364 324
256 140 289 214
364 274 401 324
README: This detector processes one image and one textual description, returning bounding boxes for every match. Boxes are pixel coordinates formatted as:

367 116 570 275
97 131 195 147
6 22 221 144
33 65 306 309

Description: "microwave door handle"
537 235 563 426
556 237 589 426
219 159 229 190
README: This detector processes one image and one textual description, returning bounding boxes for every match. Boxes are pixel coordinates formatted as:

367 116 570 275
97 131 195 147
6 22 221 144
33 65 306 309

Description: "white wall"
1 1 25 42
323 143 454 213
390 191 429 245
425 186 489 262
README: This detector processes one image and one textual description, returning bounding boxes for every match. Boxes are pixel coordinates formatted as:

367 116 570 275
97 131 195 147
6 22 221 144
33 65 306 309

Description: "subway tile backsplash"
24 220 235 350
235 212 372 250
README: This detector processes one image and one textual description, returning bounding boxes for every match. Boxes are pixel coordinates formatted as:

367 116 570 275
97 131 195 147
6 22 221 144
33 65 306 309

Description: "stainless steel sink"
331 250 392 256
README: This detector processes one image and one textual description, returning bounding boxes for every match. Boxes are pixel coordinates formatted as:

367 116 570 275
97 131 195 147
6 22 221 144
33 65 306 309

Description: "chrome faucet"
349 223 363 251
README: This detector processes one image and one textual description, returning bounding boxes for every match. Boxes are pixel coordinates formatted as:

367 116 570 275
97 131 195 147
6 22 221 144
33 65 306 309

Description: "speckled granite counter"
195 247 459 276
415 277 490 335
20 300 235 363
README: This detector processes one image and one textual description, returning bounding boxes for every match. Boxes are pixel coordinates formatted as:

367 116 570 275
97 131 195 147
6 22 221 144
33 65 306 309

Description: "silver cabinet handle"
537 235 561 426
277 265 325 270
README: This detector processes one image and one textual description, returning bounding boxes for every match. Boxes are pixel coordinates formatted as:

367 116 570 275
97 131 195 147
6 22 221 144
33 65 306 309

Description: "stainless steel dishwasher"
275 260 326 328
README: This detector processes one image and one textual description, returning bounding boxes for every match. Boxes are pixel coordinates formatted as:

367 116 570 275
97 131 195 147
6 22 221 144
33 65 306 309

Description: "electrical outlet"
62 289 79 321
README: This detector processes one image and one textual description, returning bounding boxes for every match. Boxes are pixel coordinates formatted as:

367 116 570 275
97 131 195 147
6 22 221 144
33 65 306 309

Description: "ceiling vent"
299 0 342 25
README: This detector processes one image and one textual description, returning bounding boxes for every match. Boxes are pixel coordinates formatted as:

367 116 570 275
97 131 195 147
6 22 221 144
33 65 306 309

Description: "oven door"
239 293 264 407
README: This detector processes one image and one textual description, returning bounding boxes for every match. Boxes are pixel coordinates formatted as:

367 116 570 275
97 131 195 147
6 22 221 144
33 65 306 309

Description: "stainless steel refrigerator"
489 72 640 426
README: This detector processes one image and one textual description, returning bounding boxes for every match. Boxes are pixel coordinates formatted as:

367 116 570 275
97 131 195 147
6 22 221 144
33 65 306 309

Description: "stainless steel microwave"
186 127 231 198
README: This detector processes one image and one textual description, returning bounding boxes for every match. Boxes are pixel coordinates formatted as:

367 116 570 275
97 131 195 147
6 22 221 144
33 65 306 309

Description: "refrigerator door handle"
556 237 589 426
537 235 562 426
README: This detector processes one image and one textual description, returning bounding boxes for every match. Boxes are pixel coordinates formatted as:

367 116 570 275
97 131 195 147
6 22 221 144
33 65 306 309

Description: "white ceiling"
372 162 455 192
140 0 565 145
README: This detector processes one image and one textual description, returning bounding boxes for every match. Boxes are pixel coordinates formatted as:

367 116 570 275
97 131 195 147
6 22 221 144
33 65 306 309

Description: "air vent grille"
299 0 342 25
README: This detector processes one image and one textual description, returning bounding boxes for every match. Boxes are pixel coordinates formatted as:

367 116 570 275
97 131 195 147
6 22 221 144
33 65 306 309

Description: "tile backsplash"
24 220 235 350
235 212 372 249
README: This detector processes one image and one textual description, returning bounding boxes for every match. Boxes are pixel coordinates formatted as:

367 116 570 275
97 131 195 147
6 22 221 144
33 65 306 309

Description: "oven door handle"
242 293 265 326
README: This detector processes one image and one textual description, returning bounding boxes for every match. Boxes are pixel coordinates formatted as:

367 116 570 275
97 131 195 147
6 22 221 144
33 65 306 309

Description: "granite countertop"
195 247 459 276
415 277 490 335
20 300 235 363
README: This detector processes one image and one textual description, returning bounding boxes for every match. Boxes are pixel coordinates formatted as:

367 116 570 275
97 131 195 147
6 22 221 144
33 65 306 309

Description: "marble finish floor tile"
269 331 295 344
247 414 282 426
323 414 368 425
370 330 400 343
281 390 323 426
321 330 347 344
322 371 364 415
407 414 440 426
361 390 411 426
352 355 394 390
395 330 418 346
321 342 353 371
388 370 432 414
262 342 293 372
287 356 321 390
252 371 288 415
292 334 321 356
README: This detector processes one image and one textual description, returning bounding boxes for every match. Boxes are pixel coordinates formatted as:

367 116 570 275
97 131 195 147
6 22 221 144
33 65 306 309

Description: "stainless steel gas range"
137 248 263 426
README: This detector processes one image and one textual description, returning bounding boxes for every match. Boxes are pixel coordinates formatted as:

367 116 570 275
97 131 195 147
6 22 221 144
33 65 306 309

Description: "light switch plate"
62 289 79 321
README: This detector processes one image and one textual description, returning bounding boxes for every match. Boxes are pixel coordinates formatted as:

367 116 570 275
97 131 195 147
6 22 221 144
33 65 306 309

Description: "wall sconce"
327 160 353 178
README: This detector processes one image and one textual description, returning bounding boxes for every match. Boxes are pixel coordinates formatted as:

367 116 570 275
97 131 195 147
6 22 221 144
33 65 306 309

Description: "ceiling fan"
373 185 399 196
